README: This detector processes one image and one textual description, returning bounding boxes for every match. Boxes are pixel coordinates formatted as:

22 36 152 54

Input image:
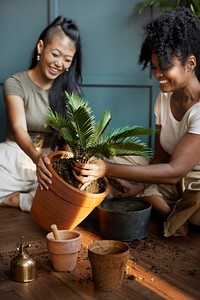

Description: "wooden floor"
0 207 199 300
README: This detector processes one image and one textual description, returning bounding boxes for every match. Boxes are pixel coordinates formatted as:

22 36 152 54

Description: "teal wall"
0 0 159 146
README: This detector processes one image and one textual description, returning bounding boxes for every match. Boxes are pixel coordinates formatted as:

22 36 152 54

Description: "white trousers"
0 140 49 212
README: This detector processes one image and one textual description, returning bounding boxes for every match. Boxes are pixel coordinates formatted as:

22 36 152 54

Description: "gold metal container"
10 236 36 283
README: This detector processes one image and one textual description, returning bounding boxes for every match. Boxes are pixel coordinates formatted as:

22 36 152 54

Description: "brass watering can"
10 236 36 282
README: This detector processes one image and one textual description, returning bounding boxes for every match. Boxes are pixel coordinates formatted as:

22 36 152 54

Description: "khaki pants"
164 170 200 237
107 156 200 237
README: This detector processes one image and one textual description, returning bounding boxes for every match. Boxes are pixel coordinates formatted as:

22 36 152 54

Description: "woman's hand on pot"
36 153 52 190
73 158 106 184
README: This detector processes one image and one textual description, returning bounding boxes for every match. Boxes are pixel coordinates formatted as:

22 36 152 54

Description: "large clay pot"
88 240 129 291
30 151 110 231
98 197 152 241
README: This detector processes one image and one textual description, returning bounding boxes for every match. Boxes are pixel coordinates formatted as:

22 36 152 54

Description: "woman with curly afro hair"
74 7 200 237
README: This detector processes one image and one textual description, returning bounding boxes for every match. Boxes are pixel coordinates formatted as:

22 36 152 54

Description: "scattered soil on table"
127 225 200 278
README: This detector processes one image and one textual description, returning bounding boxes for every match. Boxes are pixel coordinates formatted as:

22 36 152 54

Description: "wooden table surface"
0 207 199 300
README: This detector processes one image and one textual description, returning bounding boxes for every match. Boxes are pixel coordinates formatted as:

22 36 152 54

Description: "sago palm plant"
46 92 153 192
46 92 153 163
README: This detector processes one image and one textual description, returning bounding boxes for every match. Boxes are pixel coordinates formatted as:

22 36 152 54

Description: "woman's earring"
37 53 40 61
65 68 69 72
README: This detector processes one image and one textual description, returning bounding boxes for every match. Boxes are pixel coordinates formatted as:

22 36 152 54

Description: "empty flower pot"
98 197 152 241
46 230 82 272
88 240 129 291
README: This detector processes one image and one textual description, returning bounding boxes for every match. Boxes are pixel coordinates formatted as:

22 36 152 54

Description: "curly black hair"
138 7 200 81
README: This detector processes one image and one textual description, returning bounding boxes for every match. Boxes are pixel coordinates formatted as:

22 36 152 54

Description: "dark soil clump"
52 156 105 194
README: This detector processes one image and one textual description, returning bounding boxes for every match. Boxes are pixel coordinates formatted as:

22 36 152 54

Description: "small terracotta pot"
46 230 82 272
88 240 129 291
30 151 110 231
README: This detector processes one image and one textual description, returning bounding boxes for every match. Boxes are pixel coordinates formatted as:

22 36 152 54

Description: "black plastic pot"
98 197 152 241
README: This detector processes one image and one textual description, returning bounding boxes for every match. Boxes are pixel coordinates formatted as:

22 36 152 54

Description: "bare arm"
6 94 52 189
150 125 170 164
73 128 200 185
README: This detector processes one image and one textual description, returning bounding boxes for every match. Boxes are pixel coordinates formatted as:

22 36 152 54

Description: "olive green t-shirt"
3 71 54 148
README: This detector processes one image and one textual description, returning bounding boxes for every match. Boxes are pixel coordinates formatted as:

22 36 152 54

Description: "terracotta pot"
46 230 82 271
98 197 152 241
88 240 129 291
30 151 110 231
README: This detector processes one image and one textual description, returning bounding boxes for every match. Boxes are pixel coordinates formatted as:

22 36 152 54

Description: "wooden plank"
0 207 199 300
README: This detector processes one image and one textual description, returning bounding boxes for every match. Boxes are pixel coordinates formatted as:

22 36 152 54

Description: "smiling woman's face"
37 34 76 80
150 53 192 93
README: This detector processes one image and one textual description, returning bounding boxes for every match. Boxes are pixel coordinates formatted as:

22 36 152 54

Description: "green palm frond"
46 93 154 162
105 126 153 143
94 110 112 141
135 0 200 19
46 107 68 132
86 140 152 159
135 0 170 14
66 92 96 149
46 107 77 143
59 127 76 144
109 141 152 156
70 105 95 148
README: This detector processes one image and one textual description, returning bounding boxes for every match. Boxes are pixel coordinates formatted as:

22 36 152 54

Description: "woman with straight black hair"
0 16 83 211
